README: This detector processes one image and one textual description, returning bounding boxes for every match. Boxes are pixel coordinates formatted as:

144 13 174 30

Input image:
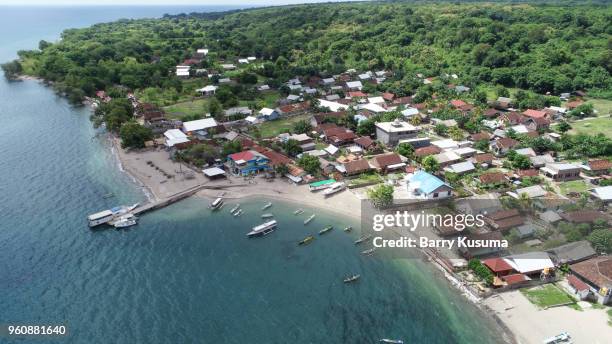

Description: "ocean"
0 6 503 344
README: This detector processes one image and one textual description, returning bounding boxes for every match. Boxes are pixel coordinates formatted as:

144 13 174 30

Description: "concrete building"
375 119 419 146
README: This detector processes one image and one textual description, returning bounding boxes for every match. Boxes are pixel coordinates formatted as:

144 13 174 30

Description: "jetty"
131 183 246 216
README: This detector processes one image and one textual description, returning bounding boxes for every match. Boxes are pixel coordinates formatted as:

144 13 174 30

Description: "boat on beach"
209 197 224 210
261 213 274 219
293 209 304 215
343 274 360 283
298 236 315 245
343 226 352 232
304 214 315 225
361 248 376 256
247 220 277 237
261 202 272 210
323 182 346 197
379 339 404 344
354 234 372 245
319 226 333 235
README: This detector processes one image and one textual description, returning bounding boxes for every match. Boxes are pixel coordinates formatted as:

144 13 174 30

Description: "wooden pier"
131 183 246 216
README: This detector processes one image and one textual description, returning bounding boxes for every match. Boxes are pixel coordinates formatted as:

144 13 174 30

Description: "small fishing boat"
304 214 315 225
209 197 224 210
343 226 353 232
379 339 404 344
230 204 240 214
319 226 333 235
361 248 376 256
261 213 274 219
102 193 114 199
298 236 315 245
113 214 138 229
261 202 272 210
354 234 372 245
233 209 243 217
343 274 360 283
247 220 277 237
293 209 304 215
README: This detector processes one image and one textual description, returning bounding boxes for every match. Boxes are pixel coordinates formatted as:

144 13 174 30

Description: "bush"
469 259 494 285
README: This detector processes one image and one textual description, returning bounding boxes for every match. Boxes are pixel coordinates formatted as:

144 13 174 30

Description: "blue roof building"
406 170 453 199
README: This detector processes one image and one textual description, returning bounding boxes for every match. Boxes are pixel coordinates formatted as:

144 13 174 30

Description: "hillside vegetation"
2 1 611 102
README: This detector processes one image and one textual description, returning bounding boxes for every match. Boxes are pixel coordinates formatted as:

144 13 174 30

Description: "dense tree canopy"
5 2 611 101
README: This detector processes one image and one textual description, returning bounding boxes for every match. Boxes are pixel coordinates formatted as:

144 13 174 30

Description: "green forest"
2 1 611 102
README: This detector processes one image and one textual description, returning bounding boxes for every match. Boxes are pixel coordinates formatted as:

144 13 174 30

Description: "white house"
375 120 419 146
164 129 190 147
258 108 279 121
182 118 218 134
196 85 218 96
196 48 209 55
346 81 363 90
176 65 190 77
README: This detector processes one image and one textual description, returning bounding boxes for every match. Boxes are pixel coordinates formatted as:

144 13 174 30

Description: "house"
503 252 555 276
539 210 562 224
515 147 537 158
566 274 591 301
432 151 462 167
345 81 363 90
590 185 612 204
566 100 584 110
278 101 310 117
227 150 271 176
585 159 611 176
483 258 515 277
560 210 609 224
452 147 477 159
224 107 252 118
196 85 218 96
522 109 548 120
382 92 395 102
470 132 491 142
523 117 551 131
321 77 335 85
354 136 374 151
540 163 581 181
221 64 236 70
530 154 555 168
182 118 218 135
472 153 495 167
375 120 419 146
401 107 420 118
512 185 547 199
370 153 405 173
343 159 372 176
515 224 536 238
444 161 475 175
478 172 507 186
324 144 339 156
483 108 503 118
569 256 612 305
491 138 519 156
257 84 270 91
500 112 524 126
405 170 453 199
414 145 442 159
485 209 524 232
175 65 190 77
547 241 597 265
260 149 291 168
495 96 513 109
163 129 190 147
258 108 279 121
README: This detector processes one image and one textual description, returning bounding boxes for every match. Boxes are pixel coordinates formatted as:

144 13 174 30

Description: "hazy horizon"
0 0 363 6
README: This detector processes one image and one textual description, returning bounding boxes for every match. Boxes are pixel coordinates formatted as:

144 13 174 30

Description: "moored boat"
261 202 272 210
87 203 138 227
319 226 333 235
293 209 304 215
323 182 346 197
247 220 277 237
304 214 315 225
361 248 376 255
379 339 404 344
233 209 243 217
209 197 224 210
354 234 372 245
261 213 274 218
298 236 315 245
230 204 240 214
343 274 360 283
343 226 353 232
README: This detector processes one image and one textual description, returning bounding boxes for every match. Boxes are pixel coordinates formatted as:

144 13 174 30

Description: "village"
91 47 611 342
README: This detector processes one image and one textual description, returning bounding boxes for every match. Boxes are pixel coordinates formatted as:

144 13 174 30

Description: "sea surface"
0 6 503 344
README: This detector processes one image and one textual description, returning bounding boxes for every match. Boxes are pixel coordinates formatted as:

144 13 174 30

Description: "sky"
0 0 359 5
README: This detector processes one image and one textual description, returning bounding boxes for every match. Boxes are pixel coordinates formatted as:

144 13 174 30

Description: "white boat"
380 339 404 344
87 203 138 227
113 214 138 228
261 213 274 219
361 248 376 255
304 214 315 225
209 197 224 210
343 274 360 283
354 234 372 245
234 209 243 217
293 209 304 215
261 202 272 210
542 332 570 344
230 204 240 214
247 220 277 237
323 182 346 197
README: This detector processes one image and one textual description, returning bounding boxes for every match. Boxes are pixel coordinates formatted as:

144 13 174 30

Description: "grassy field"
567 116 612 138
520 284 576 309
558 180 590 196
163 98 209 120
253 114 311 138
586 98 612 116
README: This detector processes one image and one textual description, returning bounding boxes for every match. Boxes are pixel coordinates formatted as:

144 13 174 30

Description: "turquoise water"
0 6 504 344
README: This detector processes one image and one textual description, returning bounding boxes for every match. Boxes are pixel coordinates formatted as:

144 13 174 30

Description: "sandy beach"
113 140 612 344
